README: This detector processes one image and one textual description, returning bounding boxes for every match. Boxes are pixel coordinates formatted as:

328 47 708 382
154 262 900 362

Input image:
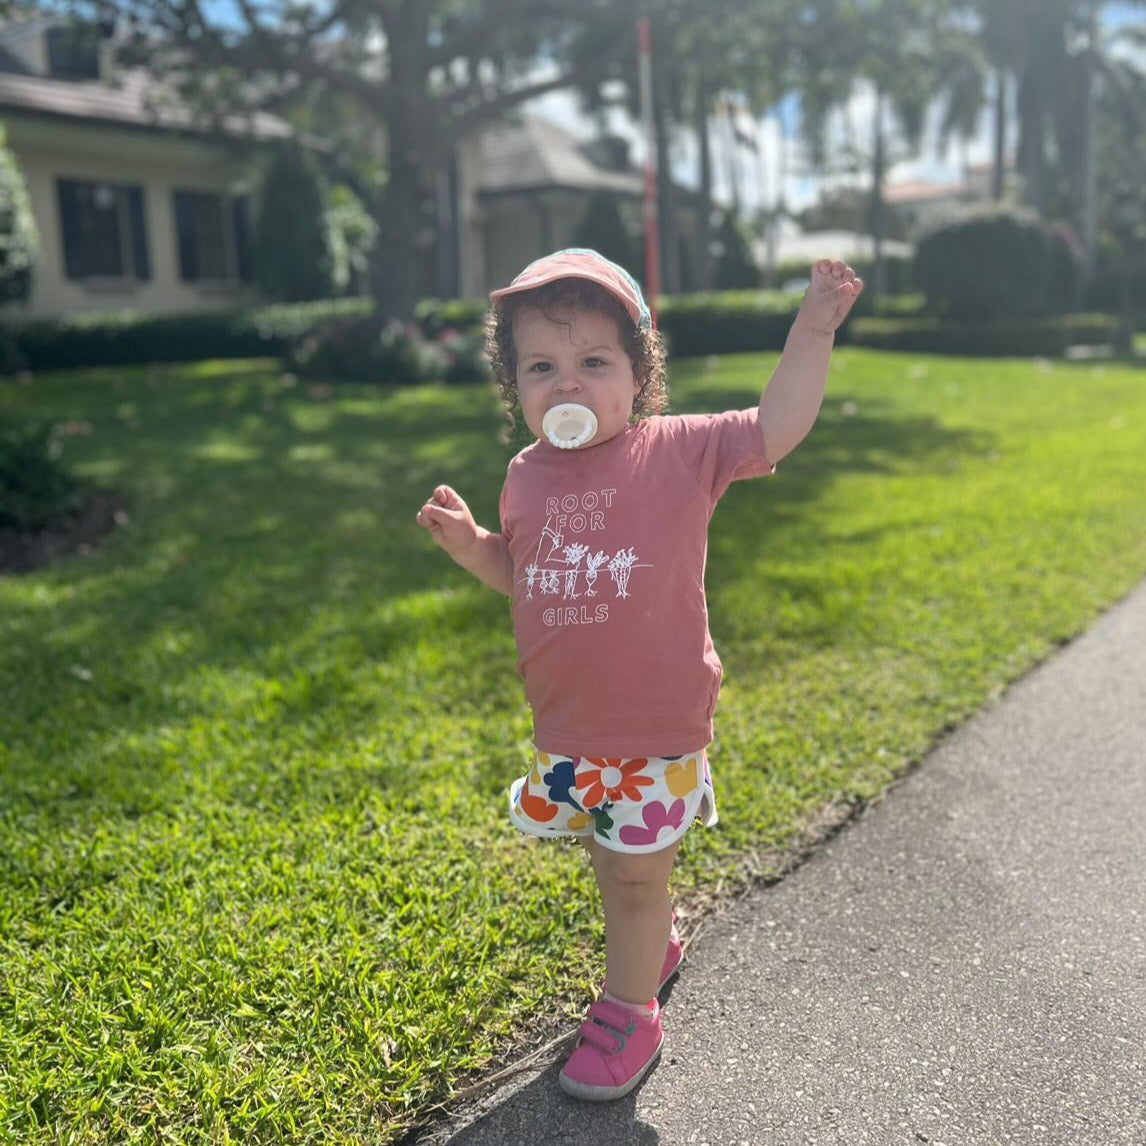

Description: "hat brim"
490 266 647 330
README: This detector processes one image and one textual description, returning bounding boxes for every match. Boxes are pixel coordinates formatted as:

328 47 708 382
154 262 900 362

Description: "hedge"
655 291 803 355
848 314 1122 357
0 298 372 374
1 293 1128 376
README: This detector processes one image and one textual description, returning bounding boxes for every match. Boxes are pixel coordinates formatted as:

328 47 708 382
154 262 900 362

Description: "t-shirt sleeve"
662 408 776 500
498 477 513 541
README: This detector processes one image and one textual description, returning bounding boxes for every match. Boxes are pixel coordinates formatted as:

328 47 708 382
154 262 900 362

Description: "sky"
529 1 1145 218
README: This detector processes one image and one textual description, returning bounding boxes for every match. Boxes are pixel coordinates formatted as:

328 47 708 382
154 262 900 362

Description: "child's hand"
794 259 864 335
416 485 480 558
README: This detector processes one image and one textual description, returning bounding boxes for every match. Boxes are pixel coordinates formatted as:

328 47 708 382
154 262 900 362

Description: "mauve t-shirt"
499 407 774 757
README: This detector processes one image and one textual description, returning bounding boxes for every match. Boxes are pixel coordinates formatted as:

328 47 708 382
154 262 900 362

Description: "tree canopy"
110 0 643 318
86 0 1146 310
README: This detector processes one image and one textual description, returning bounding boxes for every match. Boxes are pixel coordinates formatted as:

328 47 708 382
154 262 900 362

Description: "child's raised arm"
416 485 514 596
759 259 863 465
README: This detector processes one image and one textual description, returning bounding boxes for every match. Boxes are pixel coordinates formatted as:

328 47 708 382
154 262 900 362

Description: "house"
0 17 289 321
456 114 701 298
881 179 980 234
0 17 698 322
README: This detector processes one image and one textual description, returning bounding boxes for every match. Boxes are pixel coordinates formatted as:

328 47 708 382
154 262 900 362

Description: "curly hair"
484 278 668 428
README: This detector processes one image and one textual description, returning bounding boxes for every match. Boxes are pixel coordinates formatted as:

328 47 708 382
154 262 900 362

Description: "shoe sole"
558 1032 664 1102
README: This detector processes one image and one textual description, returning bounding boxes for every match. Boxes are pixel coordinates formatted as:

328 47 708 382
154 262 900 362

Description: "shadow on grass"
0 362 993 823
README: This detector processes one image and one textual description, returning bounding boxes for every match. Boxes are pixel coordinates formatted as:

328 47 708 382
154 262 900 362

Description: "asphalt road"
419 580 1146 1146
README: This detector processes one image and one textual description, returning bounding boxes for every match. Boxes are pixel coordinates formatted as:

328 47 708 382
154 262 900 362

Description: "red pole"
637 17 661 317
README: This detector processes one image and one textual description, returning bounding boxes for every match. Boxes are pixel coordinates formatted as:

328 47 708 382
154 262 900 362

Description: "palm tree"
796 0 986 297
967 1 1146 274
568 0 796 292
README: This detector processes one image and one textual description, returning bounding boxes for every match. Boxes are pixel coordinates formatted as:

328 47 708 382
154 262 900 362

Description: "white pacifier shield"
542 403 598 449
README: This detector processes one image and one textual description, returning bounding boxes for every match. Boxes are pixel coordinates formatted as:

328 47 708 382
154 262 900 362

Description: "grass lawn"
3 349 1146 1143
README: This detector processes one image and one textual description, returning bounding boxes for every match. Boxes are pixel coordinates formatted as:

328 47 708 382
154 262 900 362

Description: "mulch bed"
0 490 129 575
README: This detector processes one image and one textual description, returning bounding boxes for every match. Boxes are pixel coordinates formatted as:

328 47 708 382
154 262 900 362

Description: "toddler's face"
513 305 638 449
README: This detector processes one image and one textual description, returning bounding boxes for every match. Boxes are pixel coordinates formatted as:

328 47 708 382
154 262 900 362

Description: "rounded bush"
914 205 1080 322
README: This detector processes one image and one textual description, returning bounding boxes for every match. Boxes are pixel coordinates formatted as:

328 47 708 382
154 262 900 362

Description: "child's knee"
592 844 678 893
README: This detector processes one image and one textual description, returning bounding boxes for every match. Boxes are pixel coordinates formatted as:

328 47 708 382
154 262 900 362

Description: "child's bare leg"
580 837 679 1005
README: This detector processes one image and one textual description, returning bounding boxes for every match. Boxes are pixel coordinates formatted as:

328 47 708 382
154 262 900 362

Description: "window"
46 27 101 81
56 179 150 281
173 190 252 285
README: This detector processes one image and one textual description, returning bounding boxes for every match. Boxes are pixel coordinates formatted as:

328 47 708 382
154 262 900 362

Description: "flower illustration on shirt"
576 757 654 808
618 798 687 847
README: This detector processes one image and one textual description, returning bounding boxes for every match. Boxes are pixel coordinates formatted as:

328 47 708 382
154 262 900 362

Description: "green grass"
3 350 1146 1143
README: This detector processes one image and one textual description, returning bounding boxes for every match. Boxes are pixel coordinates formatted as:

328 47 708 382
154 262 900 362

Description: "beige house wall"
2 110 262 320
478 190 649 296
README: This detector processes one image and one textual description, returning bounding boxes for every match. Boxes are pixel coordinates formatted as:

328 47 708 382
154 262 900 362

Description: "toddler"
416 248 862 1101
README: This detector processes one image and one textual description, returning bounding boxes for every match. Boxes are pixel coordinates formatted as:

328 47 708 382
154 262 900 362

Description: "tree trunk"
694 63 714 292
652 21 680 295
992 66 1007 201
1016 66 1046 212
1077 10 1099 291
370 4 432 322
723 99 741 218
869 86 886 299
372 150 431 321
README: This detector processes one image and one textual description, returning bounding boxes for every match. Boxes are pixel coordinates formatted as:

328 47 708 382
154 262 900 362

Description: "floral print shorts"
508 748 718 854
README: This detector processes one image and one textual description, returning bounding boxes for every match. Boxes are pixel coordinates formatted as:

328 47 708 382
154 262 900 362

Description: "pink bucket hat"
489 248 652 330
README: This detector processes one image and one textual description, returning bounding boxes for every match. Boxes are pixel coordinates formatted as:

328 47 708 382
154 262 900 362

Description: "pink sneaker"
659 914 684 990
558 997 664 1101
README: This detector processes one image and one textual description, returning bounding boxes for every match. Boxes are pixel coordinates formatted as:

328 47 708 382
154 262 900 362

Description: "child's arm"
416 485 515 597
759 259 863 465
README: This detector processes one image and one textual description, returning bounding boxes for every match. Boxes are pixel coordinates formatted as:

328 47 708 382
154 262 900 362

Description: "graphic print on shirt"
519 487 652 626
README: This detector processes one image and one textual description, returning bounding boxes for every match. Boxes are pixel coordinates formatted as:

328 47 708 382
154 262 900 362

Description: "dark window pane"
46 27 101 81
127 187 151 280
232 195 252 283
173 189 229 281
56 178 131 278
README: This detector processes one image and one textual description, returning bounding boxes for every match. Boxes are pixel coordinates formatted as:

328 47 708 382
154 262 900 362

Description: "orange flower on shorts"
517 777 559 823
577 757 654 808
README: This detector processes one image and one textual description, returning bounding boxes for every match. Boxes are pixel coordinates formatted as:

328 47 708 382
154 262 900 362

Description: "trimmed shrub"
0 298 371 373
253 141 336 302
655 291 801 356
572 191 642 280
848 314 1120 357
0 419 82 530
914 204 1081 322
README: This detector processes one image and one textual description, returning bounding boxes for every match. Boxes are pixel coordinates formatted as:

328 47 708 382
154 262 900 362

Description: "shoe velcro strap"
578 998 640 1054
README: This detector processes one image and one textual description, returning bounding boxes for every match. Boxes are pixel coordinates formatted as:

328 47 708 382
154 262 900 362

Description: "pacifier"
542 403 598 449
